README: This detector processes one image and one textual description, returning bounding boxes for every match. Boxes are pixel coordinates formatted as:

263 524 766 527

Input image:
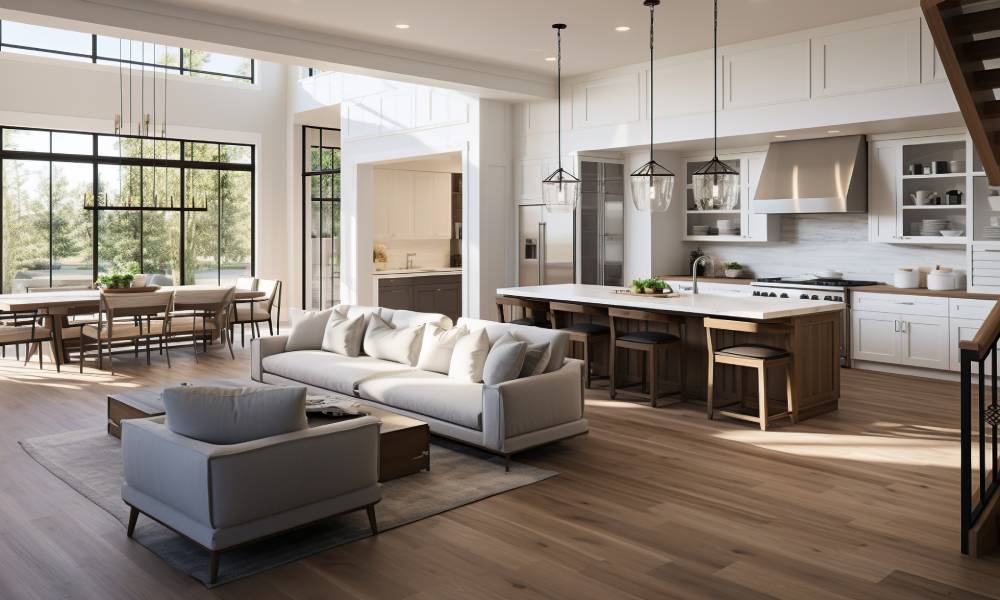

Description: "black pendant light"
630 0 674 213
692 0 739 209
541 23 580 213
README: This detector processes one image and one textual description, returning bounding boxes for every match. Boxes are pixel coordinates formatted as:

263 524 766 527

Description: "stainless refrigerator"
518 205 574 286
580 160 624 286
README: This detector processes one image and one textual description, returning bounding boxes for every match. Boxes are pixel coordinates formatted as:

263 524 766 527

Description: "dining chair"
231 279 282 345
170 287 236 360
0 310 58 371
79 290 175 375
235 276 258 292
26 285 98 361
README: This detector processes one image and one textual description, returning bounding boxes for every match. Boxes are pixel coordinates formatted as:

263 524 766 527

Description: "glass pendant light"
542 23 580 213
692 0 739 210
630 0 674 212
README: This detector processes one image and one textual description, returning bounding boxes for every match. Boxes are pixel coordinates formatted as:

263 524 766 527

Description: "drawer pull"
985 249 1000 253
895 301 915 305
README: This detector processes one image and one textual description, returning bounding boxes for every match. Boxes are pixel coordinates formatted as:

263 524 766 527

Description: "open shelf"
902 173 968 180
685 209 740 214
901 204 967 210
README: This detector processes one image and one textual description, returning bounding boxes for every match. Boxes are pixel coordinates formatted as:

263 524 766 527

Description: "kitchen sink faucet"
691 255 712 294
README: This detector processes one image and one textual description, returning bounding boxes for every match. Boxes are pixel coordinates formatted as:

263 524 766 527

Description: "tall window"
302 126 340 309
0 20 254 83
0 127 254 293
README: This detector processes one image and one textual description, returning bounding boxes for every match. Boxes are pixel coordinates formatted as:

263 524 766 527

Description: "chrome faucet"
406 253 416 269
692 255 712 294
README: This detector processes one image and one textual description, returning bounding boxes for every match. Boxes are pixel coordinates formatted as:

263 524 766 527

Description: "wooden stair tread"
950 7 1000 35
960 37 1000 61
972 68 1000 91
982 99 1000 118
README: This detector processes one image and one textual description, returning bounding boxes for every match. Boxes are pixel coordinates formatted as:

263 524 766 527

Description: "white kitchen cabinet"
851 310 899 363
374 169 452 240
868 140 902 243
851 309 949 369
682 152 778 243
950 317 995 374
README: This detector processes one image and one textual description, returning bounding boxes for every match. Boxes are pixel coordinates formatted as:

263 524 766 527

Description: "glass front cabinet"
682 152 778 243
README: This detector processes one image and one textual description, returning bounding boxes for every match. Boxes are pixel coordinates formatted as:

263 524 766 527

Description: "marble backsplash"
689 214 967 283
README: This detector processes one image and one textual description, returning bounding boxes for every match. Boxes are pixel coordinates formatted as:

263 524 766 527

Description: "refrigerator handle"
539 221 547 285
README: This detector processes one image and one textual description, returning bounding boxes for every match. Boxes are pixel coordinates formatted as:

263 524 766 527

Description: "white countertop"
373 267 462 279
496 284 844 320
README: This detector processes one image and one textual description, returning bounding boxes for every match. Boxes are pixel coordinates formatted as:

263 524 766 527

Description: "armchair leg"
127 506 139 538
209 550 221 585
366 504 379 535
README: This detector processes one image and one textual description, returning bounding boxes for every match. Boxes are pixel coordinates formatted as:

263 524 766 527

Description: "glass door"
302 126 341 309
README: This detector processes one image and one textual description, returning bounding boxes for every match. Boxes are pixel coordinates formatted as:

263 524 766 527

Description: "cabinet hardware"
895 301 914 305
901 321 908 333
894 320 900 332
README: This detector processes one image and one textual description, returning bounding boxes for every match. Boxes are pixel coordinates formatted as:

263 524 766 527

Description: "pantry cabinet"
373 169 453 240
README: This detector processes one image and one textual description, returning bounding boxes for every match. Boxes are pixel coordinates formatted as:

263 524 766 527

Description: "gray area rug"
20 429 556 587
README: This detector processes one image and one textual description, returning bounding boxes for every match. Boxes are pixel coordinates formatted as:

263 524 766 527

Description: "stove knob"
779 293 788 298
823 295 833 301
752 290 759 296
800 293 809 300
834 296 843 302
770 292 778 297
811 295 819 300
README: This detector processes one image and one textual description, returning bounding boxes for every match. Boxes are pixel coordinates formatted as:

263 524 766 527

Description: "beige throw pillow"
416 325 468 374
362 313 424 366
286 308 334 351
448 328 490 383
321 312 365 356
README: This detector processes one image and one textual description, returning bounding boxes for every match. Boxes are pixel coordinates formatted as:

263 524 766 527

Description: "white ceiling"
153 0 919 77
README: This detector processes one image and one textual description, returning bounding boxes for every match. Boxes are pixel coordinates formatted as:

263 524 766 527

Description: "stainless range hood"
753 135 867 213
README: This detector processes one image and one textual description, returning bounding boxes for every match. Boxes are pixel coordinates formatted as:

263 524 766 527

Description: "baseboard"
852 361 959 382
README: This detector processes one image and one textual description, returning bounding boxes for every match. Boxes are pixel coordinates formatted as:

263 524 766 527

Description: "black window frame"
0 125 256 291
301 125 341 309
0 20 255 83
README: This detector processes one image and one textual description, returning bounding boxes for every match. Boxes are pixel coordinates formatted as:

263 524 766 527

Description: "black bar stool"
496 296 550 328
608 307 685 407
549 301 609 389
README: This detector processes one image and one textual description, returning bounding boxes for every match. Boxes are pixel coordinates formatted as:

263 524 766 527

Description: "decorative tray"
305 395 368 417
612 289 680 298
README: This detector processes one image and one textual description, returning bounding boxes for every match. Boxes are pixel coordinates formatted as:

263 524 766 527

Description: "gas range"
751 277 880 302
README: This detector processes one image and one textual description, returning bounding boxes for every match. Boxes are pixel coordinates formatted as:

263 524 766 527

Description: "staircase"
922 0 1000 185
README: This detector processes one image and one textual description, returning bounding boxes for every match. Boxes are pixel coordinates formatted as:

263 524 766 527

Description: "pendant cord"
557 27 562 173
648 2 654 165
713 0 718 160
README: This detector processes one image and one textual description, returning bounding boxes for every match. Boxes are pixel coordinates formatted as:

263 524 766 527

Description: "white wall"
0 51 293 306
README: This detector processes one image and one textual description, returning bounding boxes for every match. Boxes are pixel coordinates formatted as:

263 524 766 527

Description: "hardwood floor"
1 345 999 599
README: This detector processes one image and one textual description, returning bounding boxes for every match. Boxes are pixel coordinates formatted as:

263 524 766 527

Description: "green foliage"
724 261 742 270
630 277 670 293
96 272 134 289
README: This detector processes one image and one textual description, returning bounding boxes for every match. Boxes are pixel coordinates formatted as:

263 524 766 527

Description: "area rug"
20 429 557 587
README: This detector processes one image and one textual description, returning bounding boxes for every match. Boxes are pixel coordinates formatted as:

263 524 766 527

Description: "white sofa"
250 306 588 461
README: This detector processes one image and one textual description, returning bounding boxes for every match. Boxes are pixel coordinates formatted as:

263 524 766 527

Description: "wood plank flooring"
0 345 998 599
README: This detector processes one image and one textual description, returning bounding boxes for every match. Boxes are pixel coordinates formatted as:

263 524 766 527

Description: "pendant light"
541 23 580 213
692 0 739 209
630 0 674 213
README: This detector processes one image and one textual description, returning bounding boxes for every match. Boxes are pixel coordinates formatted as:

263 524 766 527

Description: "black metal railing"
959 301 1000 554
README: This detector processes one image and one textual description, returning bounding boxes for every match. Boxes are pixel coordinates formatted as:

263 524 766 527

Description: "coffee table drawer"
379 424 430 482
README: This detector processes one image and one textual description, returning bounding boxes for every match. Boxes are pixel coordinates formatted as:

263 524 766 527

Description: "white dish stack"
984 225 1000 240
919 219 950 236
716 219 740 237
691 225 710 236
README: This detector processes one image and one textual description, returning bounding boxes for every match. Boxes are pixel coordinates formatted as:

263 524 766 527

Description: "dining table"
0 286 266 366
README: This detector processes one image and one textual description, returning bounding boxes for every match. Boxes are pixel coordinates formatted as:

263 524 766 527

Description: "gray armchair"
121 414 382 584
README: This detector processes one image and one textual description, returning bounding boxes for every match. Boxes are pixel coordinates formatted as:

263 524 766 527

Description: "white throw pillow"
286 308 333 351
482 334 528 385
416 324 468 374
321 312 365 356
363 313 424 366
448 328 490 383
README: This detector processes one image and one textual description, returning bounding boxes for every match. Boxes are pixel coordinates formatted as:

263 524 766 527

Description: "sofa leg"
209 550 221 584
366 504 379 535
127 506 139 538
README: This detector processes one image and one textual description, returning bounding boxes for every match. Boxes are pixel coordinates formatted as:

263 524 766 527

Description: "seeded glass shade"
542 168 581 213
693 157 740 209
630 160 675 212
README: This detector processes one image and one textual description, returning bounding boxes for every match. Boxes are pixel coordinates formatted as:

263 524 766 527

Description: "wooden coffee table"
106 380 430 482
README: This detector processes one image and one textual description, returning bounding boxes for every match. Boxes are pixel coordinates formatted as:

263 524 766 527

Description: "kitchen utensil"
939 230 963 237
893 268 919 289
907 163 923 175
946 189 963 205
716 219 732 229
910 190 940 206
923 163 932 174
949 160 966 173
931 161 950 174
927 269 957 291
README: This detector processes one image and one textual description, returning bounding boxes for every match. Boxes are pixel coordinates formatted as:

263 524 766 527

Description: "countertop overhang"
497 284 844 321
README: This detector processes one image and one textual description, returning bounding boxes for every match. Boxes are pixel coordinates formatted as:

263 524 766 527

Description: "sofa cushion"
482 334 528 385
416 324 468 374
286 308 333 351
321 313 365 357
163 385 308 445
357 371 484 430
448 328 490 383
457 318 568 373
389 309 452 330
363 314 424 366
520 340 551 377
262 351 414 395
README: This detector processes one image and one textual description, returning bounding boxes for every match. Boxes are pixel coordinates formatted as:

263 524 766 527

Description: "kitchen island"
497 284 845 420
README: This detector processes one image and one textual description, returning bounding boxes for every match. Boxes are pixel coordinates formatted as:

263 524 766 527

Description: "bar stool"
704 317 794 431
496 296 550 328
548 302 609 388
608 308 686 406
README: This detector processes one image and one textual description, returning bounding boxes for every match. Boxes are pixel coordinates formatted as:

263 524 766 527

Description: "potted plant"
723 261 743 278
630 278 646 294
373 244 388 271
96 272 135 290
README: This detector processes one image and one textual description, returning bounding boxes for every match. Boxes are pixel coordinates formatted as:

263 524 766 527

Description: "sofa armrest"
250 335 288 381
482 359 584 449
205 416 381 529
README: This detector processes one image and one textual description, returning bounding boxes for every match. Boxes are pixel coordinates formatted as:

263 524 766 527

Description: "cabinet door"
411 172 435 238
373 172 391 239
432 173 453 238
378 280 414 310
851 310 899 364
436 282 462 321
868 141 900 242
950 317 991 373
900 315 950 369
387 171 414 238
412 282 438 313
743 153 771 241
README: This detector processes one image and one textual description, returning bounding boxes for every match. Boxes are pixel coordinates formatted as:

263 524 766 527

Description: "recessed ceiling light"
774 134 787 139
827 129 841 134
545 56 556 62
615 26 631 32
395 23 410 29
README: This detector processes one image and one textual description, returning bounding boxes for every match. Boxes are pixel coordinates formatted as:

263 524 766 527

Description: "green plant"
724 261 742 270
96 272 135 289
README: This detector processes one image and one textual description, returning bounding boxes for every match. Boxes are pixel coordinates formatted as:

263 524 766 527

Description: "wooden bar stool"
549 302 609 388
608 307 685 407
496 296 550 328
704 317 794 431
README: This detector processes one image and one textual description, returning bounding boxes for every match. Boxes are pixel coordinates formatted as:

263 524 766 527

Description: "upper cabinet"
373 169 453 240
682 152 778 243
724 40 811 110
811 18 921 98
